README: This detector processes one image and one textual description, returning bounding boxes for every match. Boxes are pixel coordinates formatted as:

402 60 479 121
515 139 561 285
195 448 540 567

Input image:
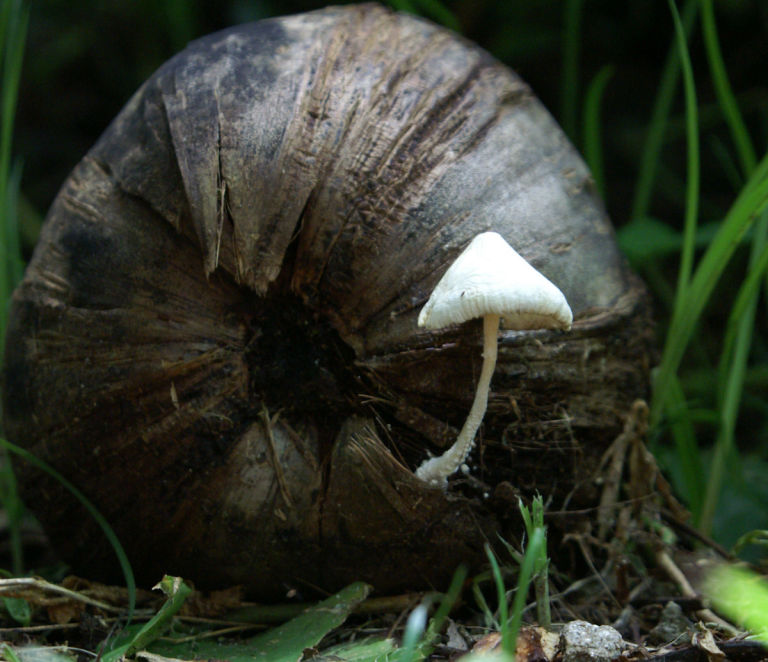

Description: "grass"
643 0 768 538
0 438 137 616
546 0 768 549
705 565 768 644
698 0 765 536
89 570 467 662
0 0 138 605
495 502 548 658
627 0 700 225
582 64 614 198
0 0 26 321
0 0 27 579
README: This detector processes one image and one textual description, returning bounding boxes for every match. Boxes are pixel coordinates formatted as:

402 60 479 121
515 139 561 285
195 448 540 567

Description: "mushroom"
415 231 573 488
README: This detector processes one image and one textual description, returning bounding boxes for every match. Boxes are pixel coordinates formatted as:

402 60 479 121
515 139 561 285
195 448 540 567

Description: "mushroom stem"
416 313 500 487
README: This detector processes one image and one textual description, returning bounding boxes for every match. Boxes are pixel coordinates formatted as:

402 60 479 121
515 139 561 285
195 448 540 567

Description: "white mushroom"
415 231 573 488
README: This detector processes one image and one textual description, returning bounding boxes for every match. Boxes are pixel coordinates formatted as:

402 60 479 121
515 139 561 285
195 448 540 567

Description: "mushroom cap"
418 232 573 331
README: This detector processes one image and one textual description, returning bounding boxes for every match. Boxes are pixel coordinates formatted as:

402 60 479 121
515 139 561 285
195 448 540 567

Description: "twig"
0 622 81 634
260 405 293 508
596 400 648 540
3 645 97 659
562 533 621 608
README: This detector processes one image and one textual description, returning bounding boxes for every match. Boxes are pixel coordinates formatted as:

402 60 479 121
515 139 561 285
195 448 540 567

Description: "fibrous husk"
3 4 653 598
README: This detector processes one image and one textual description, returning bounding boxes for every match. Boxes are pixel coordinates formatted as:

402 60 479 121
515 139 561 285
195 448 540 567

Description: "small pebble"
560 620 625 662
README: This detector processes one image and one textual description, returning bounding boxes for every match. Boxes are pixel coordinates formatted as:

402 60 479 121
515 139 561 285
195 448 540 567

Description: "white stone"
560 621 625 662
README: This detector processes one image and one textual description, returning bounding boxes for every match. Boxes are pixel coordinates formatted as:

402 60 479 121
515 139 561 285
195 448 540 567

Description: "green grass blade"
0 438 136 616
667 0 699 296
582 65 614 198
396 566 467 662
718 235 768 388
651 152 768 425
699 228 768 532
0 0 26 179
651 0 703 461
320 637 397 662
630 0 698 221
704 565 768 642
104 575 192 662
2 596 30 625
520 497 550 628
695 0 763 536
0 0 27 219
163 0 196 52
387 0 460 32
5 160 24 284
413 0 460 32
1 643 23 662
731 530 768 556
149 582 371 662
0 0 28 349
560 0 583 141
664 374 704 519
700 0 757 177
485 545 508 645
0 447 23 574
423 565 467 644
471 571 495 628
0 0 29 578
400 603 428 662
388 0 419 14
505 528 544 656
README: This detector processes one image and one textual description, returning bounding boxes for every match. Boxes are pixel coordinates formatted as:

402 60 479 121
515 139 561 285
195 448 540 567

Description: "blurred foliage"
12 1 768 550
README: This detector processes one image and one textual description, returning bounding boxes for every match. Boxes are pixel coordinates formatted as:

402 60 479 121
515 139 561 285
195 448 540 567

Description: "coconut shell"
3 4 653 599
